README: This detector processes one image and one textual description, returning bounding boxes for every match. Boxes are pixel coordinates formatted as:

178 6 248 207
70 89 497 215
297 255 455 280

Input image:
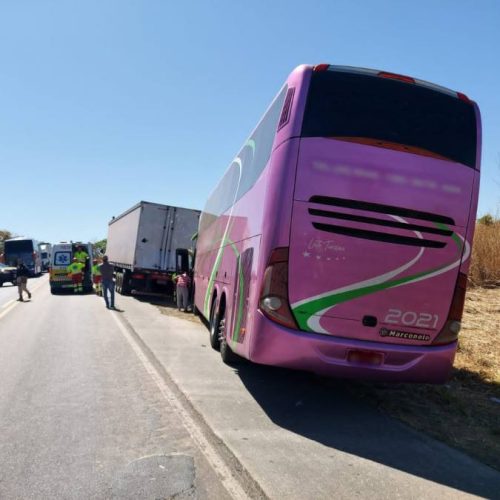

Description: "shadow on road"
133 294 198 322
234 361 499 497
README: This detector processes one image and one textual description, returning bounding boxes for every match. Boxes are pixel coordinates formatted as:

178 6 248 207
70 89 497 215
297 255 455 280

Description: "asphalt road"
0 275 232 499
1 275 499 499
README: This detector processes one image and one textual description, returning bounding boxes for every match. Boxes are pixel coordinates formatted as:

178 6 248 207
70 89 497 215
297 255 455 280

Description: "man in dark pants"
16 260 31 302
98 255 115 309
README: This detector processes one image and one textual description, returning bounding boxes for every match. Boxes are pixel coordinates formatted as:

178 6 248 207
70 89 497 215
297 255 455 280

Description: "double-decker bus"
4 237 42 276
193 64 481 383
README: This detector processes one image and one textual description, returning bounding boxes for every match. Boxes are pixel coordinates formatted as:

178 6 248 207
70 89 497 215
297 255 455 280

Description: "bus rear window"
301 71 477 168
4 240 33 253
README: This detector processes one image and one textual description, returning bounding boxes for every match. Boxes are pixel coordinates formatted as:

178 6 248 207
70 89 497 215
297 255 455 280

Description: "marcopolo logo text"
379 328 431 342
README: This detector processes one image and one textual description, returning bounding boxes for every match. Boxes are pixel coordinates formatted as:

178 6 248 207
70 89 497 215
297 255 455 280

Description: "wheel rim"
218 316 225 344
209 301 220 349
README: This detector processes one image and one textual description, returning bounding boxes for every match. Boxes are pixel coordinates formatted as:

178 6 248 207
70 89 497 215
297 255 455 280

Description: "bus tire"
193 304 200 317
209 301 220 351
219 311 239 365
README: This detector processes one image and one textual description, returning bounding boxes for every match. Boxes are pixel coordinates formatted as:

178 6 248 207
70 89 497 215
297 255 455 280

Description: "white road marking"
0 301 17 320
110 312 250 500
0 277 51 321
1 299 15 310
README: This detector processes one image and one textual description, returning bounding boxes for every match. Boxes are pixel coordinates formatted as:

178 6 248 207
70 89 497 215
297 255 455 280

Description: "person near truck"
16 260 32 302
98 255 115 309
92 259 102 296
67 257 85 293
175 270 191 312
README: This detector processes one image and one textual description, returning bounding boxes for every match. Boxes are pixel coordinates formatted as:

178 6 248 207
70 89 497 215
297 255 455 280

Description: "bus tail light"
378 71 415 84
313 64 330 72
259 247 298 330
457 92 471 103
432 272 468 345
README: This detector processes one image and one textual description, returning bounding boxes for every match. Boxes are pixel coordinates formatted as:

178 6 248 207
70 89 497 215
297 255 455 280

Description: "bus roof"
310 64 473 103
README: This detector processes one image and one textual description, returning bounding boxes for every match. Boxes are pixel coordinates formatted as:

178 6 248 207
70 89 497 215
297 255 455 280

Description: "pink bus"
193 64 481 383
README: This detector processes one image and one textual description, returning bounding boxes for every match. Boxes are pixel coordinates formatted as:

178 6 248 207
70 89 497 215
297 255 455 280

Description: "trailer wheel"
115 272 123 294
121 270 131 296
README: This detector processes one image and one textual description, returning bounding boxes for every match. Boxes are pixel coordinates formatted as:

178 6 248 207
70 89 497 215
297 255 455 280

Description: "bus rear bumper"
250 312 456 383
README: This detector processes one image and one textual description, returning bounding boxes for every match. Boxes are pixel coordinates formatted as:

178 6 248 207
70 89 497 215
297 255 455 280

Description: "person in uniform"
67 257 85 293
74 245 90 271
92 258 102 296
16 259 32 302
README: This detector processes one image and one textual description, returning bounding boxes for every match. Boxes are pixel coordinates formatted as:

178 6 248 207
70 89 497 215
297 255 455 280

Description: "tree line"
0 230 13 253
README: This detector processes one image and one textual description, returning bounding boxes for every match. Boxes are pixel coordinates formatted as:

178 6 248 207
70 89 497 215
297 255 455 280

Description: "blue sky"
1 0 499 243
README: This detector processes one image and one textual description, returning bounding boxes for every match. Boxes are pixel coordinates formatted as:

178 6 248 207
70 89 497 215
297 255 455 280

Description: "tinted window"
200 85 288 232
302 71 477 168
4 240 34 253
237 85 288 197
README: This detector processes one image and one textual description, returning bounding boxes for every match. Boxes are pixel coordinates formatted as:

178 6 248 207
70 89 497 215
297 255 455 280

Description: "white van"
49 242 93 294
39 242 52 271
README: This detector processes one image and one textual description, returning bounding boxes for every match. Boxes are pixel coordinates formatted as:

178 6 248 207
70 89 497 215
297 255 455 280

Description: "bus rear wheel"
209 301 220 350
218 310 239 365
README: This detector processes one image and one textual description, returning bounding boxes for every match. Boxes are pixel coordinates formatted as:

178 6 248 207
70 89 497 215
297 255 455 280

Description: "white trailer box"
106 201 200 294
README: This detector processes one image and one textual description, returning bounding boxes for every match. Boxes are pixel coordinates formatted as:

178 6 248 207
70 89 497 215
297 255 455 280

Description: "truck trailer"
106 201 200 296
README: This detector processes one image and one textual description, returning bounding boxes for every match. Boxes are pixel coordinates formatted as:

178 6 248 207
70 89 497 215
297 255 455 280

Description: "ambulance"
49 242 93 294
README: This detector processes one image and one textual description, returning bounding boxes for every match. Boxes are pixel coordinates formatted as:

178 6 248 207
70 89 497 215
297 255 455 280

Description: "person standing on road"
92 258 102 296
98 255 115 309
175 270 191 312
16 260 31 302
67 258 85 293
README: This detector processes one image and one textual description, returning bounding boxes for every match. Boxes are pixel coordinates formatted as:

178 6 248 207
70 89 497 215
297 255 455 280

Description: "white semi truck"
106 201 200 295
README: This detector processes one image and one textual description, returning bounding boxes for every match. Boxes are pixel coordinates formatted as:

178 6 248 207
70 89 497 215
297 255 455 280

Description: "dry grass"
469 221 500 287
458 288 500 383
